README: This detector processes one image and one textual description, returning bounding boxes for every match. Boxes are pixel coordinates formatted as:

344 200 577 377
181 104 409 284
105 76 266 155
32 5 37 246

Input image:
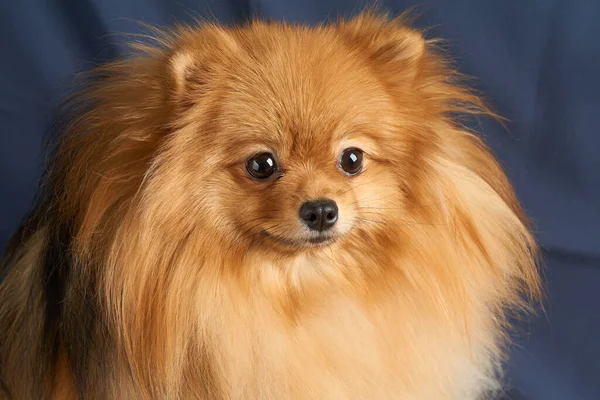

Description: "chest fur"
200 294 499 400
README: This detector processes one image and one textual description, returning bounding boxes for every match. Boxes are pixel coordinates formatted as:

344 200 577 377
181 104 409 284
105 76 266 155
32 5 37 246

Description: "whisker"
355 217 387 226
356 199 448 211
350 191 397 206
358 211 446 227
336 179 396 196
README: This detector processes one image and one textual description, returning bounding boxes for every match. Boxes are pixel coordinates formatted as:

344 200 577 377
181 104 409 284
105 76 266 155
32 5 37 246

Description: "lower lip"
307 236 335 245
261 230 336 247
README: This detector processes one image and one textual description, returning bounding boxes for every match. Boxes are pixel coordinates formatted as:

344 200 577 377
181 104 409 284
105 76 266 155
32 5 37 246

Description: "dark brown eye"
340 148 363 175
246 152 278 179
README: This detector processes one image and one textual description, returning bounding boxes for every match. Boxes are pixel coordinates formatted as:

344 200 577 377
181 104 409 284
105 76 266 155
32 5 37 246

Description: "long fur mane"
0 11 540 400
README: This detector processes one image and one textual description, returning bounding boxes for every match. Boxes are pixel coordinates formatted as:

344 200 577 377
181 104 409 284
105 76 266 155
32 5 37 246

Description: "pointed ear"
167 51 209 111
167 26 240 109
337 12 426 80
170 51 201 96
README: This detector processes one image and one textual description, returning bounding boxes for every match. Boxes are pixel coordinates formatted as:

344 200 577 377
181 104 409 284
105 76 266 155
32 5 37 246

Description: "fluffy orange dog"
0 12 540 399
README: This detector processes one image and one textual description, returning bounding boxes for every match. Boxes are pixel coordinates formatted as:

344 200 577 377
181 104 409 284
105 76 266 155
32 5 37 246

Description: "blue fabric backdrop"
1 1 598 398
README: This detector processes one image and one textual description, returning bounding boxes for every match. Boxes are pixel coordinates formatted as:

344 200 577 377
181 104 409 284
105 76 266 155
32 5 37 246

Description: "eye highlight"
246 152 278 180
340 148 364 175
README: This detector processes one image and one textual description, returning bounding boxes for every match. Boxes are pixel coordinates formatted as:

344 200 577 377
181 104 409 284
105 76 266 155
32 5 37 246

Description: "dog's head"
137 16 450 259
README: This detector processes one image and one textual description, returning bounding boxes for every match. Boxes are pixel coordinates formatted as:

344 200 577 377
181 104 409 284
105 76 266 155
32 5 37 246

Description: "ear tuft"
167 49 210 111
167 26 240 110
338 12 426 77
170 51 200 96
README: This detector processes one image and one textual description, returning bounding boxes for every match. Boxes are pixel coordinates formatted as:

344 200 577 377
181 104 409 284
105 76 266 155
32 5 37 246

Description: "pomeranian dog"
0 11 540 400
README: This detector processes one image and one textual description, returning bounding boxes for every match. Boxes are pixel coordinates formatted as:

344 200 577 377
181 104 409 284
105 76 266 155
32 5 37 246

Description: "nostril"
299 199 338 231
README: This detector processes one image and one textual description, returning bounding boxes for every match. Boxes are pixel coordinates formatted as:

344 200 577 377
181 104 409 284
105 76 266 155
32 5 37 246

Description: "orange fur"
0 11 540 399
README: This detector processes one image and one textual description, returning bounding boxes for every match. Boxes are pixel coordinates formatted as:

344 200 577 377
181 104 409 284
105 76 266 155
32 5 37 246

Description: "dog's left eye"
340 148 364 175
246 152 278 179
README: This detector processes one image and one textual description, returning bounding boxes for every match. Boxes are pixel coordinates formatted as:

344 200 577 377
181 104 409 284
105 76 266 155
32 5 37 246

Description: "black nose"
299 199 339 232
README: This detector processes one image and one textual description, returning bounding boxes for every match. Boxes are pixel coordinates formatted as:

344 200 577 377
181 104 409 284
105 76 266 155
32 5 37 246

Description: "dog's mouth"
260 230 337 249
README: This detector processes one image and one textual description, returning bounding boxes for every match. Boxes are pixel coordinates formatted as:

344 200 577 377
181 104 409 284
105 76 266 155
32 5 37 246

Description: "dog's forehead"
220 40 389 153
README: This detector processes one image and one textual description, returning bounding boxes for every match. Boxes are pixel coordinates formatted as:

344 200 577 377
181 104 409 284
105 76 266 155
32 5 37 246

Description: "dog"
0 11 540 399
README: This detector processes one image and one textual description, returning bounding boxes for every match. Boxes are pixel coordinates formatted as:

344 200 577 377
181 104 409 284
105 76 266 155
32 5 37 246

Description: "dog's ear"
337 12 426 81
169 51 205 98
167 26 240 109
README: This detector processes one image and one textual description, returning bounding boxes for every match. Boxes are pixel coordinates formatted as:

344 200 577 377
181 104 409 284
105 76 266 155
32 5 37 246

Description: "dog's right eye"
340 148 364 175
246 153 278 180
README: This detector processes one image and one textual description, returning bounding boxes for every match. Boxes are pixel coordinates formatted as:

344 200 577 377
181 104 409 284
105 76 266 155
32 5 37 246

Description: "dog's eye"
340 148 363 175
246 152 278 179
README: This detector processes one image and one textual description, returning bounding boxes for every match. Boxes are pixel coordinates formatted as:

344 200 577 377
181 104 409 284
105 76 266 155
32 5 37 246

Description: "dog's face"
208 53 402 252
159 21 429 257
